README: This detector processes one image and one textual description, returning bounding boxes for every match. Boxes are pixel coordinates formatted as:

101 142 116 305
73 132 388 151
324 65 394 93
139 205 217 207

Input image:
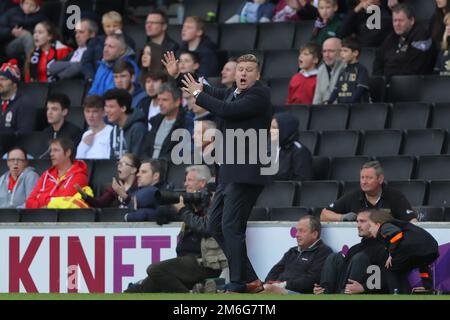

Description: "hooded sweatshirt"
110 108 147 159
25 160 88 208
0 166 40 208
273 113 313 181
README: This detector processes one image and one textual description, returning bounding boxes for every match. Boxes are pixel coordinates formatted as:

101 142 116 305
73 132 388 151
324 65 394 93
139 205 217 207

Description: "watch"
192 89 201 98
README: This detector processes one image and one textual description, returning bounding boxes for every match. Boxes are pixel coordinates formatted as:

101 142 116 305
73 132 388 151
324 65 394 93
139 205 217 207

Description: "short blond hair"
184 16 205 32
102 11 122 26
236 54 260 71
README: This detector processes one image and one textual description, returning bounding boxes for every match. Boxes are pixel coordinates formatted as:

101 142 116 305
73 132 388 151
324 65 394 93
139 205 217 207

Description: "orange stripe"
72 199 88 208
390 232 403 244
420 273 429 278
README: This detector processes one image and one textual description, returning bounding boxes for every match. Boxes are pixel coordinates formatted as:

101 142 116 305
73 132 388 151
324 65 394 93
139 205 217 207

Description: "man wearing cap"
0 59 35 134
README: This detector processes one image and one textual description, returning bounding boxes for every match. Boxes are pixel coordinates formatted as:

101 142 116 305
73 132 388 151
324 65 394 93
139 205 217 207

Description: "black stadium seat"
376 156 415 181
274 105 310 131
97 208 128 222
409 0 436 23
125 23 147 57
249 207 269 221
341 181 360 195
359 48 376 76
204 23 220 45
270 207 310 221
58 209 97 222
18 82 49 110
257 23 296 50
387 75 422 102
21 209 58 222
421 76 450 103
256 181 297 208
298 131 318 155
184 0 219 20
15 132 49 159
293 21 315 49
427 180 450 207
269 78 290 106
90 160 117 194
295 181 340 208
388 103 431 130
262 49 299 79
309 105 349 131
0 209 20 222
29 159 52 175
369 76 386 103
414 206 445 222
49 79 87 108
0 132 17 156
167 24 182 46
360 130 402 157
416 155 450 180
316 130 359 157
218 0 243 23
329 156 371 181
66 108 86 131
220 24 257 50
431 103 450 130
348 103 388 131
166 163 189 189
387 180 427 207
401 129 445 156
312 156 330 180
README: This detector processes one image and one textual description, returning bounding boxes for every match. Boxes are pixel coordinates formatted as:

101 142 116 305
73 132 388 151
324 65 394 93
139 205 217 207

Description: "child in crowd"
287 42 321 105
327 37 370 104
24 20 73 82
311 0 341 46
435 12 450 75
273 0 319 22
226 0 275 23
367 210 439 294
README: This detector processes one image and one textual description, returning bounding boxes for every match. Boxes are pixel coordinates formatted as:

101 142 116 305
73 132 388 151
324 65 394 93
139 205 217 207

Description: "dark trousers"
139 255 220 293
207 183 264 289
387 264 433 294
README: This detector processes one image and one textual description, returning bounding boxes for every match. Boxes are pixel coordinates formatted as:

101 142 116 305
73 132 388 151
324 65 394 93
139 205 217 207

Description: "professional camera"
156 189 211 208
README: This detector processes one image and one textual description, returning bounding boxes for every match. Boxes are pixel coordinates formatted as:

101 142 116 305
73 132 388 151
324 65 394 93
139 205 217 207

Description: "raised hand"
161 51 180 78
181 73 204 96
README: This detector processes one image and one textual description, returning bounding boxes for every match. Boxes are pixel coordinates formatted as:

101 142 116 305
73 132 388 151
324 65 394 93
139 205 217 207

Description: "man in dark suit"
182 54 273 293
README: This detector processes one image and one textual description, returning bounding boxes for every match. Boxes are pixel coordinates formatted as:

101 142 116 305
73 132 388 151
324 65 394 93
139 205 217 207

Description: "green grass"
0 294 449 300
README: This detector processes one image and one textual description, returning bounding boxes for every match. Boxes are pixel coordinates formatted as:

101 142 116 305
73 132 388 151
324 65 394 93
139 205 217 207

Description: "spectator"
327 37 370 104
320 161 418 222
88 33 139 96
140 42 165 75
81 11 136 81
263 215 333 294
368 210 439 294
25 137 88 208
42 94 83 152
0 59 35 133
24 21 73 83
270 113 313 181
314 210 389 295
272 0 319 22
124 165 227 293
137 70 168 131
193 119 217 163
373 4 436 77
435 12 450 75
48 19 97 80
340 0 393 47
287 42 321 105
76 95 113 159
180 16 219 77
225 0 275 23
0 146 39 208
311 0 341 46
104 88 147 159
0 0 18 17
0 0 46 61
221 58 237 89
145 9 179 54
113 60 146 109
80 153 140 209
143 82 194 160
184 90 213 121
429 0 450 48
313 37 345 104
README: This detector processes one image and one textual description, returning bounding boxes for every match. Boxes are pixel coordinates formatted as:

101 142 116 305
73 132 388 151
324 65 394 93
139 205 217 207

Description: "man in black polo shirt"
320 161 417 222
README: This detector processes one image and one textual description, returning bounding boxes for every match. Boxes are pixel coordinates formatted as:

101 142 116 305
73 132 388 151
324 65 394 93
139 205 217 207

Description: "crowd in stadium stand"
0 0 448 294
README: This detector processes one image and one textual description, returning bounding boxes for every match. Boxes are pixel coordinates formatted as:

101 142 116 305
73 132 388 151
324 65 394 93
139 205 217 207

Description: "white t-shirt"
148 99 160 131
76 125 113 159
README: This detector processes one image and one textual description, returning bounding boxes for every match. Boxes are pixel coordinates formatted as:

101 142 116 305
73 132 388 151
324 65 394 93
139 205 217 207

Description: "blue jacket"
236 1 275 22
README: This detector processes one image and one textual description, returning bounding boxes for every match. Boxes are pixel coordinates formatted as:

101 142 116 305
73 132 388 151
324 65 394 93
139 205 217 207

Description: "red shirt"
287 70 318 105
8 175 17 192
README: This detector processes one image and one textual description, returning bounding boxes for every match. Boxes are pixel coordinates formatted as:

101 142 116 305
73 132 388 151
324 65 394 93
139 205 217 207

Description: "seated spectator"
263 215 333 294
320 161 418 222
225 0 275 23
311 0 341 46
180 16 219 77
287 42 321 105
48 19 97 80
0 0 46 61
140 42 165 75
368 210 439 294
313 37 345 104
113 60 146 109
88 33 139 96
272 0 318 22
42 94 82 153
327 37 370 104
184 91 213 121
81 11 136 81
340 0 393 47
163 51 209 89
270 113 313 181
145 9 179 54
25 137 88 208
192 119 217 164
143 82 194 160
314 210 389 295
137 70 167 131
0 59 35 133
24 21 73 83
429 0 450 50
221 57 237 89
80 153 140 208
0 146 39 208
373 4 436 77
104 88 147 159
76 95 113 159
435 12 450 75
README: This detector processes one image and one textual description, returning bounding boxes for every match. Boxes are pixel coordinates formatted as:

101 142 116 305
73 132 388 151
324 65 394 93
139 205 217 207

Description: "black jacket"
196 81 273 185
160 35 180 54
265 240 333 293
180 35 219 77
42 120 82 150
0 91 35 133
0 6 46 42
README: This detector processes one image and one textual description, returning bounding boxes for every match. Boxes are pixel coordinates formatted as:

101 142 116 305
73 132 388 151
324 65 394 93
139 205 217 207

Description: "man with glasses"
145 9 179 53
313 37 345 105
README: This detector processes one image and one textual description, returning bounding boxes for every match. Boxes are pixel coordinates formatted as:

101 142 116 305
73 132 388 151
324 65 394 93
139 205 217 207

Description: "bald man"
313 37 345 105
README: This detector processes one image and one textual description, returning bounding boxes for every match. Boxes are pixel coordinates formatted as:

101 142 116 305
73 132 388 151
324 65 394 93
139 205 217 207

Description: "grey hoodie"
0 167 40 208
110 108 148 159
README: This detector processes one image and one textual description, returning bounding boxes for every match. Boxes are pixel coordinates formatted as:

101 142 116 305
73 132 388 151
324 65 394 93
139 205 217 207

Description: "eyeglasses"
7 158 26 163
117 161 134 168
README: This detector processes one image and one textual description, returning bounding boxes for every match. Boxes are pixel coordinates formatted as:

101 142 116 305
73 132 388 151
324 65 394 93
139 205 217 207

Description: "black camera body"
156 190 211 208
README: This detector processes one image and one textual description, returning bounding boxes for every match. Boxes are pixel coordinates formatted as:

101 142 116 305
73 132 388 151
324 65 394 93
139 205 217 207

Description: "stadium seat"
257 23 296 50
359 48 376 76
0 209 20 223
328 156 371 181
431 103 450 130
66 107 86 131
409 0 436 23
388 103 431 130
58 209 97 222
166 163 189 190
316 130 360 157
341 180 361 195
90 160 117 194
124 23 147 57
298 131 318 155
17 82 49 110
184 0 219 20
376 156 415 180
416 155 450 180
262 49 299 79
387 180 427 207
97 208 128 222
421 76 450 103
41 0 64 28
49 79 87 108
401 129 445 156
21 209 58 222
414 206 445 222
359 130 402 157
270 207 310 221
274 104 310 131
348 103 388 130
293 21 315 49
0 132 17 157
256 181 297 208
427 180 450 207
269 78 290 106
295 181 340 208
445 207 450 222
167 24 182 45
387 75 422 102
218 0 244 23
219 24 257 50
369 76 386 103
29 159 52 175
312 156 330 180
249 207 270 221
308 105 349 131
204 23 220 45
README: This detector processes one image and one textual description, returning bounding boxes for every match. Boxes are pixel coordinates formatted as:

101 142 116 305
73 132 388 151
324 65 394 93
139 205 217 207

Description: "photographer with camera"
125 165 227 293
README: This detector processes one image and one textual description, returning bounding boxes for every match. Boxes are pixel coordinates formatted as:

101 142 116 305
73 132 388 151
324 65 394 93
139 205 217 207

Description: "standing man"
182 54 273 293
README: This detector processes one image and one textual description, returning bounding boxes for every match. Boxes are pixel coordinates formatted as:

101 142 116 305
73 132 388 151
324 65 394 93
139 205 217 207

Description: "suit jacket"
195 81 273 185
